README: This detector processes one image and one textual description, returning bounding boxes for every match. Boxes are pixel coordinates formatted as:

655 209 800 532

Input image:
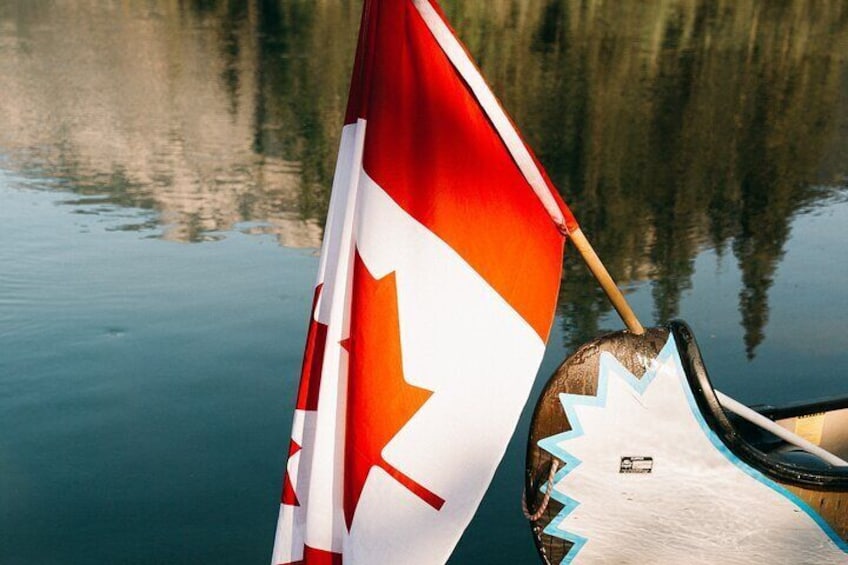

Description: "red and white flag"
271 1 578 563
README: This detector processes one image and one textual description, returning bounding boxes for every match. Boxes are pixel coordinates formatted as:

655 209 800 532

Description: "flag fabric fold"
272 1 577 563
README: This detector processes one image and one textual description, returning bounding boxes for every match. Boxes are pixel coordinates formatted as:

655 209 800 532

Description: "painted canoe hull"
525 322 848 564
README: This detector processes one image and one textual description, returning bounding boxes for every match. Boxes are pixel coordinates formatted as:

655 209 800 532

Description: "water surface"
1 1 847 563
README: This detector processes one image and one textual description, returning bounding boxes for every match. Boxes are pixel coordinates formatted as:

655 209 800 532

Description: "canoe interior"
757 398 848 463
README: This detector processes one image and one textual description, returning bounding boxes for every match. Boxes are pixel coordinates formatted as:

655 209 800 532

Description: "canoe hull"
525 322 848 563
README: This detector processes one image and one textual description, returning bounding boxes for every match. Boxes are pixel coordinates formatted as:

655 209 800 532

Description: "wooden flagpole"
568 228 645 335
412 0 643 336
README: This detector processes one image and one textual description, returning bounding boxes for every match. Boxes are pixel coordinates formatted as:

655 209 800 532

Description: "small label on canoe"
620 456 653 474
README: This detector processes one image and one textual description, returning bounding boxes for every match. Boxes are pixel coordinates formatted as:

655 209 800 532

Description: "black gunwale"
670 320 848 490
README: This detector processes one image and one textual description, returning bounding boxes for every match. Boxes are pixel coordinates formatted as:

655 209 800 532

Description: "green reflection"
0 0 847 355
444 0 848 354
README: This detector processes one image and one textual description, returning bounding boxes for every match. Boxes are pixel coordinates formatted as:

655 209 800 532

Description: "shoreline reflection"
1 0 846 355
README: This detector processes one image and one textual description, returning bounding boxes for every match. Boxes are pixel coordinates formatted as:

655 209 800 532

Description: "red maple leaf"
283 285 328 508
295 284 329 411
279 544 342 565
281 439 301 506
341 249 445 530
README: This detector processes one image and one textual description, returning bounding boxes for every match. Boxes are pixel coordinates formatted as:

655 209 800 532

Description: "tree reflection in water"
1 0 846 355
445 0 848 354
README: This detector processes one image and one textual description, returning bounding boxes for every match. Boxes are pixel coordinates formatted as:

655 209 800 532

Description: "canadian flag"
271 1 577 563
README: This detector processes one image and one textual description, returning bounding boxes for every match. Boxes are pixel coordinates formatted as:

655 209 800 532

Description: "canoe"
525 321 848 564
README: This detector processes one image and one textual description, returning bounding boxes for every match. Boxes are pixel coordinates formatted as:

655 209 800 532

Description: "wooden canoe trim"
787 487 848 540
525 328 669 563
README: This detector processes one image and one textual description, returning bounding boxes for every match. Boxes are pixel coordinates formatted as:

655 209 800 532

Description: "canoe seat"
728 414 837 472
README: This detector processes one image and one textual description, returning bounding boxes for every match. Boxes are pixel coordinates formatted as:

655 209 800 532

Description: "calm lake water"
1 1 847 563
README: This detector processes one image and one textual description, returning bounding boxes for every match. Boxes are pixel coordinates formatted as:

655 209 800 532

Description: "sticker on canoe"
537 335 848 564
619 456 653 474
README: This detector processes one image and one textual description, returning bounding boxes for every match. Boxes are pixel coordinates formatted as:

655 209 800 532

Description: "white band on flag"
412 0 566 229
